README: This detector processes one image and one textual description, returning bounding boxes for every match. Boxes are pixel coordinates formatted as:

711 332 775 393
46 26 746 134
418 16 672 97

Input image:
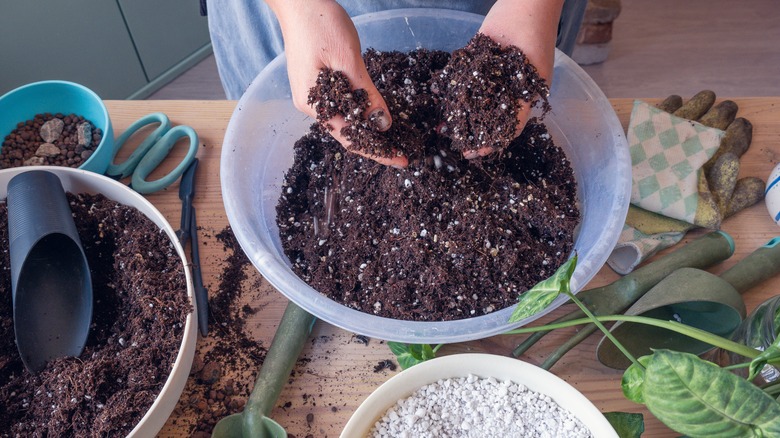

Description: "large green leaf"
603 412 645 438
643 350 780 437
509 254 577 322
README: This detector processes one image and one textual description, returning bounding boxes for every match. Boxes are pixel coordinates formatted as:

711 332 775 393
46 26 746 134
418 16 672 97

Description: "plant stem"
762 382 780 397
432 344 444 354
505 315 762 360
564 291 642 369
723 362 752 371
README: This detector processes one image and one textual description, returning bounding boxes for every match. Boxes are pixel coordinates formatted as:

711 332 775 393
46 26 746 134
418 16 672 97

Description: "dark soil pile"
0 193 189 436
277 36 578 322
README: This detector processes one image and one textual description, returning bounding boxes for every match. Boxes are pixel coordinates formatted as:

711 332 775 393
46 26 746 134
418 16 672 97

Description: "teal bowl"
0 80 113 174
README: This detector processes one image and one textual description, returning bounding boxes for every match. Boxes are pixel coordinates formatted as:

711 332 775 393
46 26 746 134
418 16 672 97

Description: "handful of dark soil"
278 35 578 322
0 193 189 436
308 33 549 158
433 33 551 153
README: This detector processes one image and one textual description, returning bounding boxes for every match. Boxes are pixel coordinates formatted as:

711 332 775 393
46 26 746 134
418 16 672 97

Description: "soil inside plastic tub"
277 35 579 322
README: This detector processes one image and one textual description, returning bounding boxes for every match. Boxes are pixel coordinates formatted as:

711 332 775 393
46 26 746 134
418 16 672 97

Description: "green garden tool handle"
244 302 316 434
513 231 734 359
582 231 735 315
720 236 780 293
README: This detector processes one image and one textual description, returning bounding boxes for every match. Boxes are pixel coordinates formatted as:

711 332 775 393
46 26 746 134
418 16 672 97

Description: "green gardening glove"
608 91 765 274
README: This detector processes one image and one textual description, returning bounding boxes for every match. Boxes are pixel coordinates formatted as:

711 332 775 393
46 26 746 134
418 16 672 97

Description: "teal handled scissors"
106 112 198 194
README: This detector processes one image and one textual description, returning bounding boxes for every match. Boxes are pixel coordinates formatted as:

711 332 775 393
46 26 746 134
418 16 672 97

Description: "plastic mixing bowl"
221 9 631 343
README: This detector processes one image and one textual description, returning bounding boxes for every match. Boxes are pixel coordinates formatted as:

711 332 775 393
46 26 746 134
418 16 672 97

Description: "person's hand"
467 0 563 158
268 0 406 168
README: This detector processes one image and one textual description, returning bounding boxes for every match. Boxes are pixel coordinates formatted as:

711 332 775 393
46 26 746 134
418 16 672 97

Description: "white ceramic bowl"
341 354 617 437
221 8 631 343
0 166 196 437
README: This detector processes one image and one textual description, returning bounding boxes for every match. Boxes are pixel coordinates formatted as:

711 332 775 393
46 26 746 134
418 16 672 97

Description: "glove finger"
695 171 723 229
725 177 766 219
673 90 716 120
698 100 738 130
705 152 740 213
721 117 753 158
704 117 753 173
657 95 683 113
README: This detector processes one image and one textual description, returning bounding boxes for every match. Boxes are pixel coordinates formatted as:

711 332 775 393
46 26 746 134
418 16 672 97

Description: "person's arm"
265 0 406 167
465 0 565 158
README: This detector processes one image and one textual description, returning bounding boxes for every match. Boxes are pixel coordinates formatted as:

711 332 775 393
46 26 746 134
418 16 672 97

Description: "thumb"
341 61 392 132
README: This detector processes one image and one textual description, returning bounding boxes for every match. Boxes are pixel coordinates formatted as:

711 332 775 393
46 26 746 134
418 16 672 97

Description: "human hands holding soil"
267 0 563 166
463 0 563 158
266 0 404 168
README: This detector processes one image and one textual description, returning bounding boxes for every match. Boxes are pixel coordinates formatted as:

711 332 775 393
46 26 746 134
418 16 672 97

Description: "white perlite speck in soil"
368 374 592 438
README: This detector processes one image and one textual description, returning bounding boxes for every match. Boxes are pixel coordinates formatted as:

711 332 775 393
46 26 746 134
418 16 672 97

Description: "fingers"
352 149 408 168
360 84 392 132
463 102 533 160
463 147 494 159
325 115 408 168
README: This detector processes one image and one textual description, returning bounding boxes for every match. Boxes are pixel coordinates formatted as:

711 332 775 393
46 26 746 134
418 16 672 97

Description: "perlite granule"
369 374 592 438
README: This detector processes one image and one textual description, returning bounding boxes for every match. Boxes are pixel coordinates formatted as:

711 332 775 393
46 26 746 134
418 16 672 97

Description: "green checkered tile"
648 152 669 172
684 193 699 217
682 136 705 157
658 127 680 149
671 160 694 180
633 119 656 142
636 174 661 199
659 185 682 210
630 143 647 165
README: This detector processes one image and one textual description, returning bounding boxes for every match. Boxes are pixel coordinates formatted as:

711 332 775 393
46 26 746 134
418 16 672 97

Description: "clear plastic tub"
221 9 631 343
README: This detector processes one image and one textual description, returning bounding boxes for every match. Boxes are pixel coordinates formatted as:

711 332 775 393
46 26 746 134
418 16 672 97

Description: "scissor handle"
130 125 199 194
107 113 171 179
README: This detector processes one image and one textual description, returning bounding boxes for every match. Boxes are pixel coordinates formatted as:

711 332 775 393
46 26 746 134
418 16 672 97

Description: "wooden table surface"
103 98 780 437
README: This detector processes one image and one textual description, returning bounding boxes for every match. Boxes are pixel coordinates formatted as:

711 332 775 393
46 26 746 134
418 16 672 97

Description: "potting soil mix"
277 34 579 322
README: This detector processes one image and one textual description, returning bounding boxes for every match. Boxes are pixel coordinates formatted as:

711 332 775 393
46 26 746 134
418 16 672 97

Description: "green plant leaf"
749 345 780 381
621 355 651 404
509 254 577 323
643 349 780 437
387 342 437 369
603 412 645 438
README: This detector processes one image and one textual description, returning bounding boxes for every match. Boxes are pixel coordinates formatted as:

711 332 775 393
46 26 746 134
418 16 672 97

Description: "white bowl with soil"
0 167 196 436
341 354 617 437
221 9 631 343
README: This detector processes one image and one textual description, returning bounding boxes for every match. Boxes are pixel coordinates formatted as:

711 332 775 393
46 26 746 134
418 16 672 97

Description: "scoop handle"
244 302 316 432
720 236 780 293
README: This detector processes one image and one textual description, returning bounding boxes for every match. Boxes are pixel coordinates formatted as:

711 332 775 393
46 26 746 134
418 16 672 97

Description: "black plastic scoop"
6 170 92 373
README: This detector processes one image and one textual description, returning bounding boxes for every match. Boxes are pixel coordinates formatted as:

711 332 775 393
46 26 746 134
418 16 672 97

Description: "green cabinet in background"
0 0 211 99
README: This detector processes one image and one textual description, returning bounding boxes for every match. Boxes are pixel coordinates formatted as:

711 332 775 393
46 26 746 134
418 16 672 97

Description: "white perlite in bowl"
369 374 592 438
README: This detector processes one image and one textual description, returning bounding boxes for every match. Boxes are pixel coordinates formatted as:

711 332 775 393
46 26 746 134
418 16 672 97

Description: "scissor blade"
177 159 199 247
190 209 209 337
